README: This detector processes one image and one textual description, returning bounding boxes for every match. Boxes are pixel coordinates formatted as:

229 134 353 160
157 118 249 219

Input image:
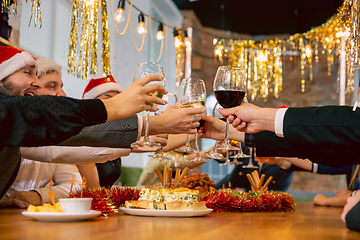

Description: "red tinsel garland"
68 187 294 214
201 190 296 212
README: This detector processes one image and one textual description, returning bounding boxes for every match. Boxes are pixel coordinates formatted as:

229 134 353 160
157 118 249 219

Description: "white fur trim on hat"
0 51 36 81
36 57 62 78
82 82 123 99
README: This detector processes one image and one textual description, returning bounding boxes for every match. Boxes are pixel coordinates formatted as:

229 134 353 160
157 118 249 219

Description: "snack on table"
125 187 207 210
27 202 62 212
180 173 216 198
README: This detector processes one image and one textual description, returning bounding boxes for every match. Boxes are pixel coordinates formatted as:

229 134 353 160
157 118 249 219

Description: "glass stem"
158 147 164 157
225 117 230 144
144 111 150 143
184 134 191 147
214 141 218 153
194 132 200 152
249 148 254 164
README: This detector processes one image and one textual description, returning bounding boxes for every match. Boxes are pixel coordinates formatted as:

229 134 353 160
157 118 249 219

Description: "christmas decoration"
201 190 295 213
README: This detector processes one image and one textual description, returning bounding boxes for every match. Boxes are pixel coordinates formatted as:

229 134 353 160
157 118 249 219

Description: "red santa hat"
82 75 123 99
36 57 62 78
0 46 37 81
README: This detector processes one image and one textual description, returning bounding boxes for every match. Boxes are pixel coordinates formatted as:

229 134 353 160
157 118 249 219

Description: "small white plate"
22 210 101 222
119 207 213 217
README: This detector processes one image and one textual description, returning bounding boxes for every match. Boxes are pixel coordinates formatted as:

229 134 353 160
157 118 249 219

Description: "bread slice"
165 201 207 210
125 200 165 210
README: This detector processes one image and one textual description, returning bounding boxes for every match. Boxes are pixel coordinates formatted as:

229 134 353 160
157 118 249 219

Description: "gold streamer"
68 0 104 79
101 0 111 77
28 0 42 28
90 0 99 75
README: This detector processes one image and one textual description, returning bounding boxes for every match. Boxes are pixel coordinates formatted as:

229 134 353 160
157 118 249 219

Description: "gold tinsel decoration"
1 0 16 14
225 0 360 100
101 0 111 77
68 0 110 79
174 29 185 89
28 0 42 28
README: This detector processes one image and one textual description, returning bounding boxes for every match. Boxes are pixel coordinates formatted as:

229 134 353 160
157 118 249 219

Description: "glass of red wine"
130 62 166 152
213 66 246 151
176 78 208 163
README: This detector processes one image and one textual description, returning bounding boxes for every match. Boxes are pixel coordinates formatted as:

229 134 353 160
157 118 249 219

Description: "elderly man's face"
37 72 66 97
0 65 42 96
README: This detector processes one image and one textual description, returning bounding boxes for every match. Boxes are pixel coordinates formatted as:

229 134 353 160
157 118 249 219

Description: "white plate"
119 207 213 217
22 210 101 222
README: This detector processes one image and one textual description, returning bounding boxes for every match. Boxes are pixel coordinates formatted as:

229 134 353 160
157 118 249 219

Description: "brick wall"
182 10 353 192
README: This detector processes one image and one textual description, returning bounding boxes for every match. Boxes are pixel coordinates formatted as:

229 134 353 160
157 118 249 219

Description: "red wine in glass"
214 90 246 108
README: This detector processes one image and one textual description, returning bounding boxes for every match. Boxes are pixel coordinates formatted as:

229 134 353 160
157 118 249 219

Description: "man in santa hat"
0 46 177 206
0 48 205 206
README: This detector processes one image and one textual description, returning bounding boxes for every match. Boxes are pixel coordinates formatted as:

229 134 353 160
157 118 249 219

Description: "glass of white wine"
177 78 208 163
130 62 166 152
148 93 178 160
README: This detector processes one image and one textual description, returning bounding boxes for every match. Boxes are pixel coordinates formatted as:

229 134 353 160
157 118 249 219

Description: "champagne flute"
177 78 208 163
204 102 224 160
148 93 178 160
130 62 166 152
213 66 246 151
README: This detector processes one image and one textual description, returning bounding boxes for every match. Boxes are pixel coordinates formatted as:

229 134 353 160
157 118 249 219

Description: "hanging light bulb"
156 23 164 40
173 28 182 49
114 0 125 23
137 13 146 34
184 30 191 48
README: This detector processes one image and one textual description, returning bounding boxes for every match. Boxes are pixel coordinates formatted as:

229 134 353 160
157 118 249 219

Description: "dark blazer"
254 106 360 168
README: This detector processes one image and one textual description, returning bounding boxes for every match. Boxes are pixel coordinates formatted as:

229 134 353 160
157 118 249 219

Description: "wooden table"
1 202 359 240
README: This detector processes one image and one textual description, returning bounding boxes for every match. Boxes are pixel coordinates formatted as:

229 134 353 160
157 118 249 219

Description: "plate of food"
22 199 101 222
22 210 101 222
119 207 212 217
120 186 213 217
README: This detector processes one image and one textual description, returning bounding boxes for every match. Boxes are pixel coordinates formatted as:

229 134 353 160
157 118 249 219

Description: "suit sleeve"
283 106 360 152
254 131 360 168
0 94 107 148
58 115 139 148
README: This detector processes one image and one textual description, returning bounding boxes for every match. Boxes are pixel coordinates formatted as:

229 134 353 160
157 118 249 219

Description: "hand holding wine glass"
213 66 246 152
130 62 166 152
102 75 167 121
177 78 208 163
149 93 178 161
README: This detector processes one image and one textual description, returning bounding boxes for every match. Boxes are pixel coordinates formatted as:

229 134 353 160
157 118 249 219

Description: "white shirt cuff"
137 115 143 140
275 108 288 138
312 163 318 173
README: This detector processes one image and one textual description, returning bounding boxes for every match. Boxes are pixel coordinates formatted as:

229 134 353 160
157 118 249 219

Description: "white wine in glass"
177 78 208 163
130 62 166 152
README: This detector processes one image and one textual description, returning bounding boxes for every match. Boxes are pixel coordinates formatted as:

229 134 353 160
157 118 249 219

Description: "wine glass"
213 66 246 151
204 102 224 160
177 78 208 163
148 93 178 160
130 62 166 152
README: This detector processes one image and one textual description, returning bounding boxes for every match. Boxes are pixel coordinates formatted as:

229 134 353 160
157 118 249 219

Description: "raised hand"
149 105 206 135
102 75 168 121
218 103 277 133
